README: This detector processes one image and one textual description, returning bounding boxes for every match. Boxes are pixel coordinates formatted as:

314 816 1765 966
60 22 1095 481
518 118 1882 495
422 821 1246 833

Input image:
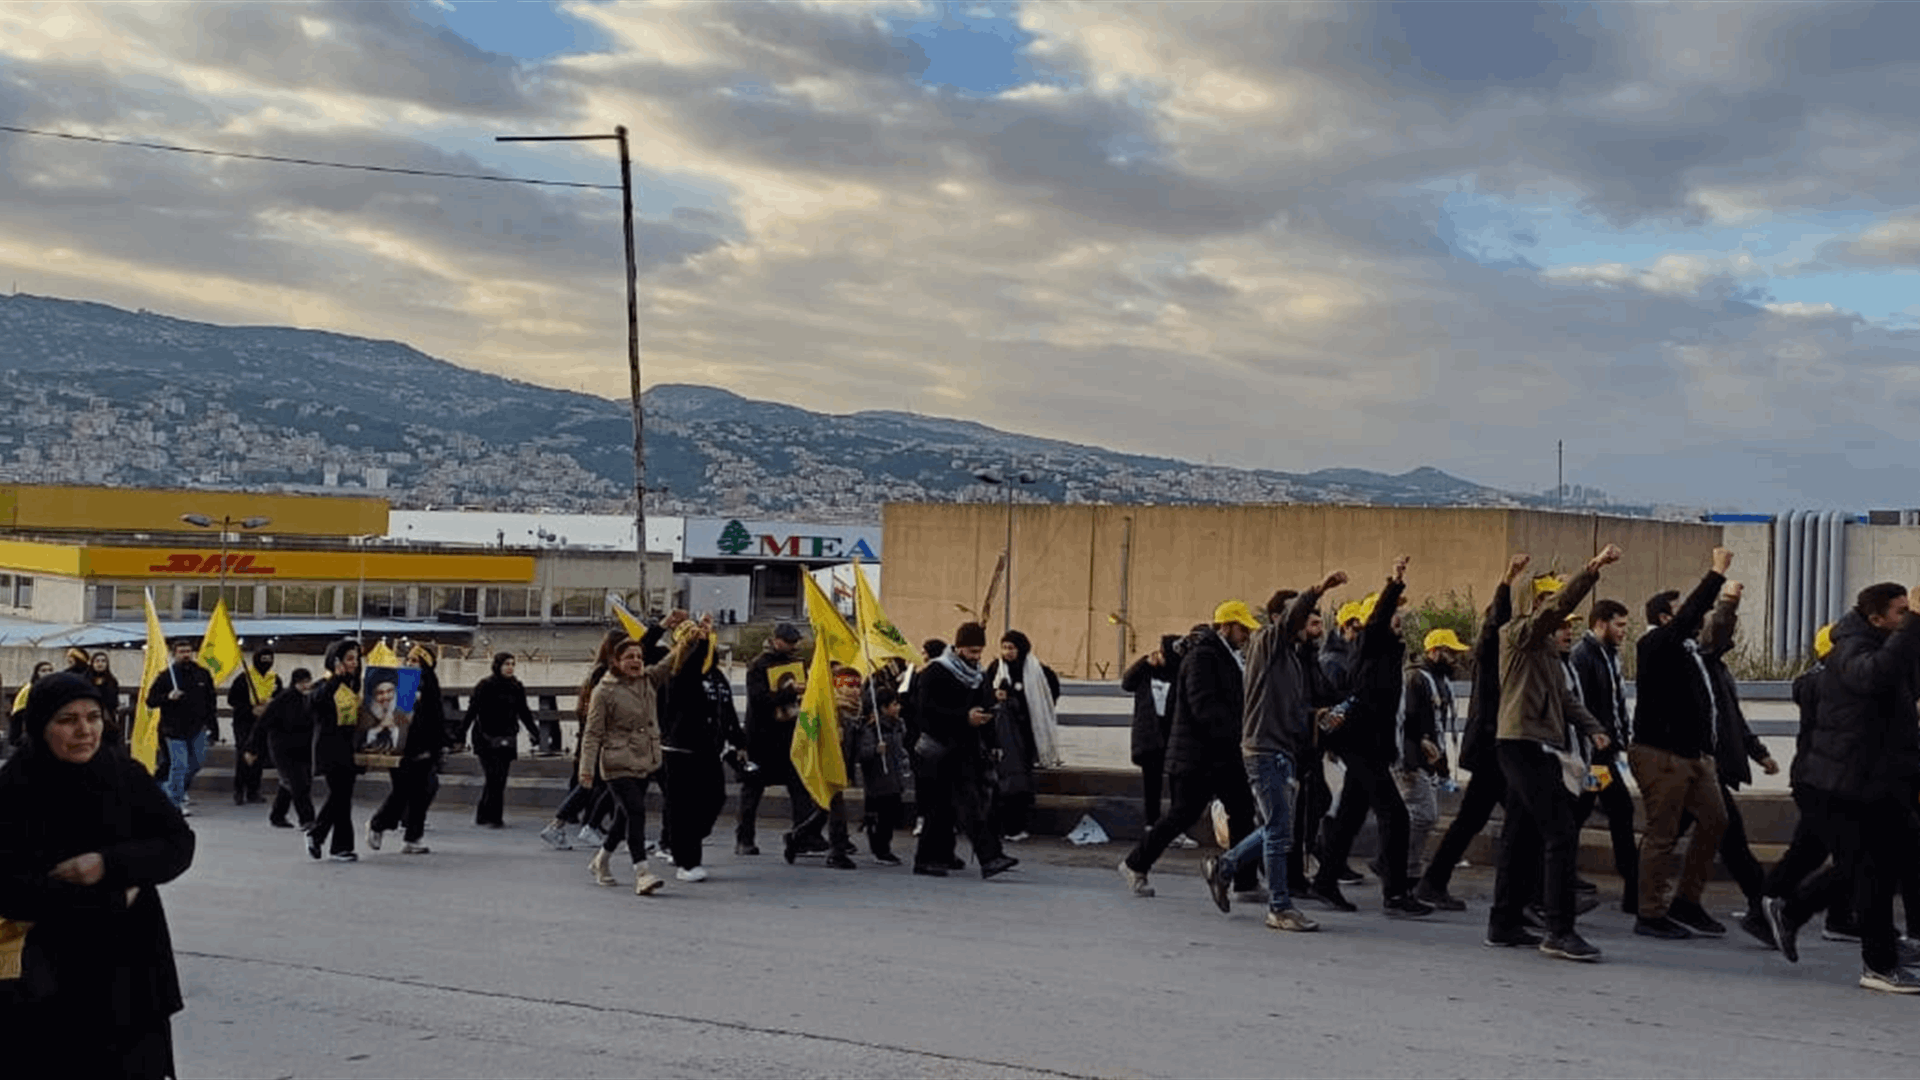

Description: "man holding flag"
785 575 861 867
145 638 217 813
227 647 280 806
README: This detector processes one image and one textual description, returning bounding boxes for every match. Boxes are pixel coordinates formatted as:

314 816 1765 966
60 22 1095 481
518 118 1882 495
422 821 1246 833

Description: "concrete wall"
882 504 1726 678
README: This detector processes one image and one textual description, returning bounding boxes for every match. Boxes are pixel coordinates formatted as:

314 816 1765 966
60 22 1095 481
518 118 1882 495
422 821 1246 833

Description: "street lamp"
496 126 648 611
972 467 1036 636
179 514 272 617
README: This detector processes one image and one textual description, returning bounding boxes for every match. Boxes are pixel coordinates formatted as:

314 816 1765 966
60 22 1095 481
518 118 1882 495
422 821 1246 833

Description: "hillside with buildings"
0 293 1647 520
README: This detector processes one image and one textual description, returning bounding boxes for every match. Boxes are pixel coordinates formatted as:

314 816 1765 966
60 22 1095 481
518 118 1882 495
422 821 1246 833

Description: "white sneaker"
539 823 573 851
577 824 606 847
676 866 709 882
912 818 924 837
1169 834 1199 849
366 826 383 852
1117 858 1155 898
402 842 430 855
1003 831 1031 843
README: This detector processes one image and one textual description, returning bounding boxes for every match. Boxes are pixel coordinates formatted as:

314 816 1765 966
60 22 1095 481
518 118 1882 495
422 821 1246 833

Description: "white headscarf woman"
992 630 1063 768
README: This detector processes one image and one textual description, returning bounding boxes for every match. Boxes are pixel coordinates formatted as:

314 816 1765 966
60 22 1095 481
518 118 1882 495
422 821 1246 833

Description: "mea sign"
754 534 877 560
697 518 880 563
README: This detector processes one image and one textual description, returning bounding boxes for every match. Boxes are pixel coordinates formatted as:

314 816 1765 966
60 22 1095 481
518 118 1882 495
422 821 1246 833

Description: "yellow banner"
852 561 919 672
197 599 242 687
130 589 166 774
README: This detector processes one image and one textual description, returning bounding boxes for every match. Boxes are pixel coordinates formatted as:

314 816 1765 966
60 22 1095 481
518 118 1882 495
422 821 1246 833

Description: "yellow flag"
851 561 919 672
802 572 860 667
364 640 400 667
790 636 847 808
130 588 167 774
607 594 648 640
791 573 857 806
197 598 243 687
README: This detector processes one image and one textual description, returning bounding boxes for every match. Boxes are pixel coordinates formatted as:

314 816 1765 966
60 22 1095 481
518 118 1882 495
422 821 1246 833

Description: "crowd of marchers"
1116 545 1920 994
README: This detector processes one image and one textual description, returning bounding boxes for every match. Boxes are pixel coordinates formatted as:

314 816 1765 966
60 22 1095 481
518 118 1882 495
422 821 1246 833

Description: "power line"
0 124 620 191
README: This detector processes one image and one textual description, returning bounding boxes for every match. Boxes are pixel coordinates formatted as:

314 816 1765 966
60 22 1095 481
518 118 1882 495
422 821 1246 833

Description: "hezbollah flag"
851 560 920 672
607 594 648 640
130 588 168 774
792 574 859 807
198 598 243 687
364 639 401 667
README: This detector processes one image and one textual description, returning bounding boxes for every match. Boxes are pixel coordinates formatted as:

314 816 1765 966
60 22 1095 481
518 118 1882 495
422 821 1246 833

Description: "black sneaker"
912 863 949 877
1738 908 1778 950
1203 856 1232 914
306 830 323 861
980 855 1019 879
1763 896 1801 963
1384 894 1435 919
1669 901 1728 937
872 852 903 866
1413 880 1466 912
1521 904 1547 930
1822 923 1863 943
1311 880 1357 913
269 818 294 829
1540 932 1603 962
1859 966 1920 994
1485 925 1545 948
824 852 858 870
946 857 967 872
781 832 799 865
734 842 760 857
1574 877 1599 894
1634 916 1694 940
1336 864 1365 886
1573 891 1601 917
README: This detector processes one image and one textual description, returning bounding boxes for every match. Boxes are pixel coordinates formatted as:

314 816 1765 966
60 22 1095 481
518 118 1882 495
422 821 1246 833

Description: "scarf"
933 649 983 690
995 653 1063 767
244 666 277 709
331 682 361 728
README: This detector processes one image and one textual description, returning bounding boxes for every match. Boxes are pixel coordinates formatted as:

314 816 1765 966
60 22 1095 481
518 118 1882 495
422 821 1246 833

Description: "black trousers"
269 744 315 826
865 792 904 856
475 752 512 825
991 790 1035 838
735 761 820 846
1291 745 1334 887
600 775 655 866
537 718 564 755
664 752 727 870
1421 764 1506 893
1136 750 1165 830
1575 771 1640 906
311 764 358 856
1780 789 1909 973
914 751 1005 869
1124 760 1258 890
1715 783 1765 908
1491 742 1580 936
1316 755 1412 900
370 758 437 844
231 718 263 800
554 775 594 824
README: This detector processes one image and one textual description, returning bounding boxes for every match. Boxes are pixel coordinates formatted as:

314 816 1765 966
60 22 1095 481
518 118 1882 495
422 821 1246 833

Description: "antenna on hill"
1557 440 1564 507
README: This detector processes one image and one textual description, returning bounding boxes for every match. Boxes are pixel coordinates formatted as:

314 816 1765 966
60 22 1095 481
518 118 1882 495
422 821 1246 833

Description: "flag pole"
853 558 886 776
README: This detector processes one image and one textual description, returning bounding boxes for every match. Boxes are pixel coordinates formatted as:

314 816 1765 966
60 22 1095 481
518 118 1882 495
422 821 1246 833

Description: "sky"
3 0 1919 511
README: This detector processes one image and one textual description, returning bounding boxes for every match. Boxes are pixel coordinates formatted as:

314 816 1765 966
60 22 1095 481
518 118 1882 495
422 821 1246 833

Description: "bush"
1402 590 1481 664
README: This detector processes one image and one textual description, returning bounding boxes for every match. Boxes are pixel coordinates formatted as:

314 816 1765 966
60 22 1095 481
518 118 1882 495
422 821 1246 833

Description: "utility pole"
497 126 648 611
1557 439 1565 507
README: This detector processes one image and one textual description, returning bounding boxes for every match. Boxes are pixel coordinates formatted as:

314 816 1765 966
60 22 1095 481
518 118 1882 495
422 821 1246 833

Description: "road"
166 796 1914 1079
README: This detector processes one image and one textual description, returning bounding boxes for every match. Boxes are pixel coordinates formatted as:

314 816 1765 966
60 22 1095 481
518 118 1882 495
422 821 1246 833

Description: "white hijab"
997 652 1063 768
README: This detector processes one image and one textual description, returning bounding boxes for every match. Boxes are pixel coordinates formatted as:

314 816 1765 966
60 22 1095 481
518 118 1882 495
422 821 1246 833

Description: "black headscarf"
0 674 116 785
1001 630 1033 665
490 651 514 677
251 650 275 674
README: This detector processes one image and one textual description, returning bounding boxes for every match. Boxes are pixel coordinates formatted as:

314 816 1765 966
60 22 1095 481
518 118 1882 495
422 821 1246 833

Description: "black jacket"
1401 656 1455 775
0 748 195 1031
404 662 450 764
1631 570 1725 759
1700 601 1768 789
1569 632 1629 762
1319 630 1357 698
1121 644 1178 764
744 646 806 763
144 661 216 742
1324 578 1406 764
1803 610 1920 802
1787 662 1822 790
913 658 992 758
226 669 281 739
1166 627 1245 774
249 684 315 759
1241 586 1327 760
465 663 532 760
663 643 745 758
308 669 362 773
1458 581 1512 774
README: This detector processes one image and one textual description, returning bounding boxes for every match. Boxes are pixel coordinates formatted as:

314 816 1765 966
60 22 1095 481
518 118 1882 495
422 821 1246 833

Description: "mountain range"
0 292 1630 521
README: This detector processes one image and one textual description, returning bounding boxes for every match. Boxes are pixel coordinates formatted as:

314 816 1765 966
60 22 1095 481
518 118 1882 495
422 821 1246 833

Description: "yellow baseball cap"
1212 600 1260 631
1532 574 1566 596
1423 629 1468 653
1335 601 1364 626
1814 623 1834 660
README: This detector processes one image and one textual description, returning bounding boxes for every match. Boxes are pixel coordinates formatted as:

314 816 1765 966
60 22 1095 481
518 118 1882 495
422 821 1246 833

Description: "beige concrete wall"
884 503 1726 678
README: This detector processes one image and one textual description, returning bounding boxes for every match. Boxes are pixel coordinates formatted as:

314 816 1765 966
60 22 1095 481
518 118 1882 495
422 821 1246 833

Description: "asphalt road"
165 796 1916 1079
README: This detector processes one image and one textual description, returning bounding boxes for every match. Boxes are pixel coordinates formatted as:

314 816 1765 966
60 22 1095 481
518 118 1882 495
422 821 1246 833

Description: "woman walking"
249 669 316 830
984 630 1062 842
661 617 743 882
0 673 196 1076
465 653 534 829
580 629 698 896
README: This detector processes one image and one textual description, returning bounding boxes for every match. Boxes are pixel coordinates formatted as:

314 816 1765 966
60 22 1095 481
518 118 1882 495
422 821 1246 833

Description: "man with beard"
146 640 217 814
1569 599 1640 914
1119 601 1261 900
911 621 1017 879
227 648 280 806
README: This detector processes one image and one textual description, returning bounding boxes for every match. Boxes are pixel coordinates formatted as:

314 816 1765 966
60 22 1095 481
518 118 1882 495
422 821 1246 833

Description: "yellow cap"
1335 601 1364 626
1814 623 1834 660
1357 593 1381 623
1212 600 1260 631
1422 629 1468 653
1532 574 1565 596
1565 610 1586 627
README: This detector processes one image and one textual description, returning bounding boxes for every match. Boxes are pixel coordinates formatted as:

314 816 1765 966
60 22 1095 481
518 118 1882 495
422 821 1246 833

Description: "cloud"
3 0 1920 511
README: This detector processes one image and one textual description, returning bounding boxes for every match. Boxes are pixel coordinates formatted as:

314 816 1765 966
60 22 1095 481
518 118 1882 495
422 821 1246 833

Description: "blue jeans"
1219 751 1296 912
164 730 209 807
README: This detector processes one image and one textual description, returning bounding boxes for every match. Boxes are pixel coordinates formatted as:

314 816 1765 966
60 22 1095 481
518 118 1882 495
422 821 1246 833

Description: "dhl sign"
148 553 277 575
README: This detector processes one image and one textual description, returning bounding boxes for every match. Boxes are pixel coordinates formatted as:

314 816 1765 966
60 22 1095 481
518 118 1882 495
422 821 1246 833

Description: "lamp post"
971 467 1036 636
179 514 271 618
496 126 648 611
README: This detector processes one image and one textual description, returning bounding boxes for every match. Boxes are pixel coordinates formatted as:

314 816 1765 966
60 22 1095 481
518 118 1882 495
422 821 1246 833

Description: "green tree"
717 519 752 556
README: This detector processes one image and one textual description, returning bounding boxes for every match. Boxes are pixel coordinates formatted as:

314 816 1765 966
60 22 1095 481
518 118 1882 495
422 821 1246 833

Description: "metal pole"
617 126 648 614
1557 440 1564 507
1003 480 1014 636
219 517 231 619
